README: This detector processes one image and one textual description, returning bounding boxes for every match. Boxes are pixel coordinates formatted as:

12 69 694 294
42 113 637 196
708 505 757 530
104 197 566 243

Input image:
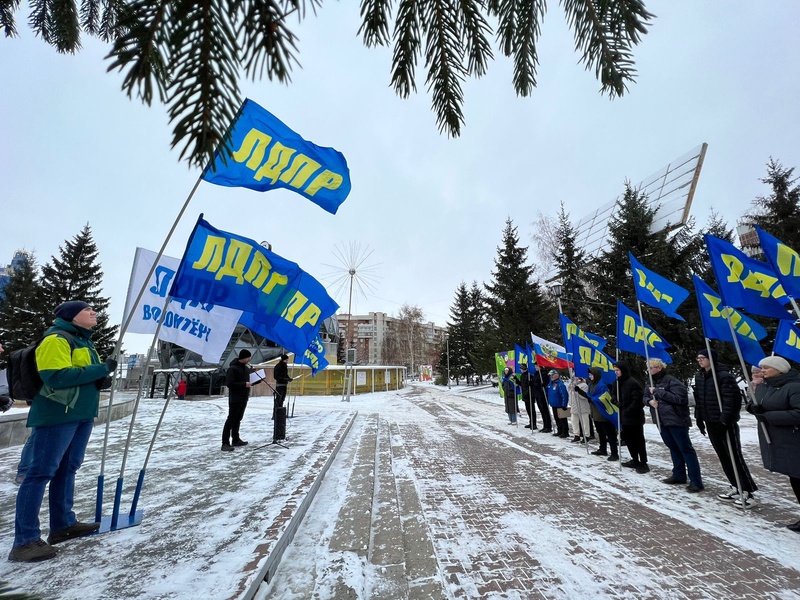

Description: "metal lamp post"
445 334 451 389
550 281 564 315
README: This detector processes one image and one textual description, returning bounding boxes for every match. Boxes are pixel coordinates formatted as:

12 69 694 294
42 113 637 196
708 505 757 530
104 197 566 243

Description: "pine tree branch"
511 0 543 95
561 0 653 97
421 0 466 135
391 0 421 98
358 0 392 48
165 0 241 167
239 0 301 83
457 0 492 77
105 0 171 106
50 0 81 52
1 0 22 37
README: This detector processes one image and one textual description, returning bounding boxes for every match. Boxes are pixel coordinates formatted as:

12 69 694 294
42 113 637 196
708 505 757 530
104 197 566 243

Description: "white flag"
122 248 242 363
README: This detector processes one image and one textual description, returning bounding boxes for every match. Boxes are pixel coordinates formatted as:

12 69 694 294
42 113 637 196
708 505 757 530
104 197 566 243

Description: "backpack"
7 332 75 403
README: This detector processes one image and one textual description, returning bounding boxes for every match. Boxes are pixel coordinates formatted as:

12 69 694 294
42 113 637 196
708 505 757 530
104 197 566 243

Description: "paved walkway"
260 385 800 599
1 385 799 599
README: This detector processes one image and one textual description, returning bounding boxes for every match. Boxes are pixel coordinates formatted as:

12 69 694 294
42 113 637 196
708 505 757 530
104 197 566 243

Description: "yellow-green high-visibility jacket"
27 318 110 428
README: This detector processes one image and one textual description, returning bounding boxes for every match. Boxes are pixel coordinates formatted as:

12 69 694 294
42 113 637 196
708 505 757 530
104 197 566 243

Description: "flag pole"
637 300 661 433
129 350 191 519
616 348 622 472
110 292 173 530
722 310 771 449
95 172 204 523
95 100 247 522
703 338 747 511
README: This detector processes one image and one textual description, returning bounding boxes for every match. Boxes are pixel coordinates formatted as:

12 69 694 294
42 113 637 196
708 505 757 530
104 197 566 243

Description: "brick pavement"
390 386 800 599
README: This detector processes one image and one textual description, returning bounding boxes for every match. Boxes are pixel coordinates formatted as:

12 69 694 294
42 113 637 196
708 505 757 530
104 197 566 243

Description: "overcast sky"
2 2 799 355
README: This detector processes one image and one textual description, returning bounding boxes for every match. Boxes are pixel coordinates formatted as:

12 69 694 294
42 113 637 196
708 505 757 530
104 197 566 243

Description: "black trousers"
272 384 288 420
622 422 647 464
222 401 248 445
522 390 536 427
791 477 800 504
535 392 551 430
595 420 618 454
707 421 758 493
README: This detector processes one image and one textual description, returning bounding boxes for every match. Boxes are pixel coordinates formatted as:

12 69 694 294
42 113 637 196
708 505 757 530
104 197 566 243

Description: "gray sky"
2 2 799 354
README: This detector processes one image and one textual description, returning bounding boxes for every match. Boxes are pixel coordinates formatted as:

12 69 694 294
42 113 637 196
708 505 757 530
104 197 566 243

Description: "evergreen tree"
39 224 118 358
468 281 494 377
0 252 48 360
745 158 800 247
484 218 550 353
553 202 591 328
587 184 702 382
446 282 476 384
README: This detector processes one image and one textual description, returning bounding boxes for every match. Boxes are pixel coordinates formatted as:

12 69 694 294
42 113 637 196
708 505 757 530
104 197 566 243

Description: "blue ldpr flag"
571 336 617 385
203 99 351 215
616 301 672 363
756 226 800 301
704 234 792 320
170 216 339 359
240 312 329 375
773 320 800 365
559 314 607 352
692 275 766 366
514 343 529 373
629 252 689 321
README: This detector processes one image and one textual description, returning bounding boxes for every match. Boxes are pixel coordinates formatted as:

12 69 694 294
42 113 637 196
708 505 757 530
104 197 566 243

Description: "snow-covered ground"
1 382 799 599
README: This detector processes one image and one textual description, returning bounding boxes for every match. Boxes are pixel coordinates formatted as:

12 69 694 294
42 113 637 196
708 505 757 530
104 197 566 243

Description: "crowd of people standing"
501 350 800 533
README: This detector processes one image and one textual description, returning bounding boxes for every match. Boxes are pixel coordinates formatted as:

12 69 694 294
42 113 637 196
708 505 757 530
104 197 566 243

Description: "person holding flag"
532 365 552 433
576 368 619 461
547 370 570 438
644 359 703 489
517 363 537 429
612 361 648 472
501 367 519 425
694 348 758 507
746 355 800 532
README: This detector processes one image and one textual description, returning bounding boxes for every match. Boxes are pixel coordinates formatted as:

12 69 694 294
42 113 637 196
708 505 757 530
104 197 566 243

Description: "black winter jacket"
610 361 645 425
226 359 252 403
752 370 800 478
644 369 691 428
693 364 740 425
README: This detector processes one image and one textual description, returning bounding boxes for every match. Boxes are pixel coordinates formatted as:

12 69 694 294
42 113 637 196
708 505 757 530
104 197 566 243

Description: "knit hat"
238 349 252 360
548 369 559 376
280 353 289 360
54 301 91 322
520 363 528 371
759 355 791 374
697 348 719 363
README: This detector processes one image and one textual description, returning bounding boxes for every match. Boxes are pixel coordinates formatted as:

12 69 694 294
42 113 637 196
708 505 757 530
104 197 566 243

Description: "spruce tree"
745 158 800 247
39 224 118 358
468 281 494 377
446 282 476 384
587 184 702 382
484 218 550 353
0 251 48 359
553 202 591 328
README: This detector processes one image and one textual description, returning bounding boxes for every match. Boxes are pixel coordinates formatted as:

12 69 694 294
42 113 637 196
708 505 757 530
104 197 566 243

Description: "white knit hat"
759 356 791 374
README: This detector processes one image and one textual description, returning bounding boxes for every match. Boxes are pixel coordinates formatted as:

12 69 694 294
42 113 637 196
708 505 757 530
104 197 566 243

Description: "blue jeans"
508 412 517 423
16 430 36 480
13 420 94 547
660 425 702 486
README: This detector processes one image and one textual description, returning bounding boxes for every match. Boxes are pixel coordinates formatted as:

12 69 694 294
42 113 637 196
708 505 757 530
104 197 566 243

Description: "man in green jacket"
9 301 116 562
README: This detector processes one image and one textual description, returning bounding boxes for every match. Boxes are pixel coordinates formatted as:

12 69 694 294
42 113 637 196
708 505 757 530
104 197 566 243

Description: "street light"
445 333 451 389
550 281 564 315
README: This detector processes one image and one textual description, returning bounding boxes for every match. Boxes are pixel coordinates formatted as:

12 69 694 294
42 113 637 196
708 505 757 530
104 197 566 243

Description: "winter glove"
105 358 118 372
746 402 765 415
95 376 113 391
696 419 706 436
0 395 13 413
